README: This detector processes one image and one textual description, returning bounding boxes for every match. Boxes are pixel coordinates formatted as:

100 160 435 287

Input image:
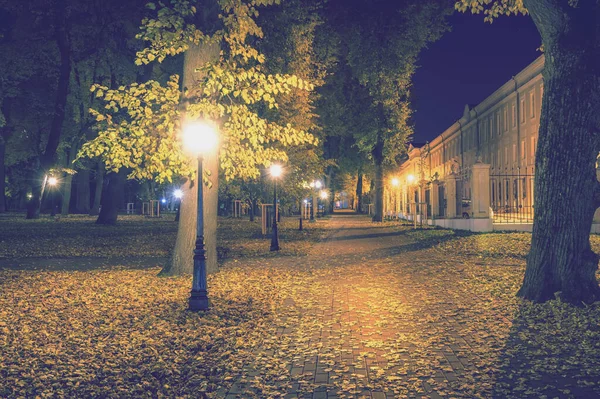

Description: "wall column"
430 180 440 218
445 174 460 218
471 162 491 218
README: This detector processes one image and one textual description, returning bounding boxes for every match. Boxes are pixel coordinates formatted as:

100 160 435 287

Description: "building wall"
393 55 546 219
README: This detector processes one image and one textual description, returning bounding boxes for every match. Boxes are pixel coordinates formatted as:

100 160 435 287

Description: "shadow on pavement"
490 302 600 398
0 256 169 271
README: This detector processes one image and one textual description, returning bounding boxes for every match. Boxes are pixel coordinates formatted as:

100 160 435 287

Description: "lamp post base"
270 224 280 251
189 290 209 311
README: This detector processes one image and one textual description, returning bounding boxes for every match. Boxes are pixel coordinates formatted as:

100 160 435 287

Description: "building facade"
386 55 598 231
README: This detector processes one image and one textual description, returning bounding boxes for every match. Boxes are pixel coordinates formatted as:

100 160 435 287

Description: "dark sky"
411 11 541 143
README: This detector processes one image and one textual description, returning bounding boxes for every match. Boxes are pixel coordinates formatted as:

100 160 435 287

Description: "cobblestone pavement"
223 214 525 399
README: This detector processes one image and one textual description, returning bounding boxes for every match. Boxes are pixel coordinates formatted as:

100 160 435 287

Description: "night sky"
412 11 541 143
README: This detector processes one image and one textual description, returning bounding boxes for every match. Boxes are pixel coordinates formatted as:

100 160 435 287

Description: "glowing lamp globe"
48 177 58 186
407 174 415 184
391 178 399 187
315 180 322 189
303 199 308 204
182 122 218 155
270 164 283 178
173 189 183 199
320 190 328 200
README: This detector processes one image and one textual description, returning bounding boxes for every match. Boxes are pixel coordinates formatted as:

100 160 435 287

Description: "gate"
490 169 534 223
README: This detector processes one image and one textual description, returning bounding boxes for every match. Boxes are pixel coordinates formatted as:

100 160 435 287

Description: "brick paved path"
223 214 517 399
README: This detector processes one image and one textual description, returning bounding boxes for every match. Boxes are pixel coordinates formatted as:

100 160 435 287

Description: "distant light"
161 198 167 204
314 180 322 189
320 190 328 199
27 194 33 199
270 164 283 178
47 176 58 186
303 199 308 204
173 189 183 199
407 174 415 184
182 121 218 155
391 178 399 186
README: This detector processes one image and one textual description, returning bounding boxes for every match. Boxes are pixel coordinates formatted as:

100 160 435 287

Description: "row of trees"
2 0 599 304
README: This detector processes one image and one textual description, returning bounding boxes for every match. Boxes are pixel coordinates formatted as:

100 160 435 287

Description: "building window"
512 144 516 163
522 177 527 198
503 107 508 132
530 91 535 118
530 136 536 158
504 147 508 165
521 140 526 159
489 118 493 138
511 103 516 127
520 99 525 123
496 113 500 135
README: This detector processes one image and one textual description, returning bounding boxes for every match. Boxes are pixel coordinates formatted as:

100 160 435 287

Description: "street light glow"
182 121 218 155
48 176 58 186
320 190 328 200
391 178 399 186
315 180 322 189
303 199 308 204
173 189 183 199
161 198 167 204
270 164 283 178
407 174 415 184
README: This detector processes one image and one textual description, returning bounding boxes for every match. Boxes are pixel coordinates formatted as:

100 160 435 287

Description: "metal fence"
490 170 534 223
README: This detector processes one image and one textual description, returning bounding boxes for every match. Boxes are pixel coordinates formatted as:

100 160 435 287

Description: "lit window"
511 103 516 127
520 99 525 123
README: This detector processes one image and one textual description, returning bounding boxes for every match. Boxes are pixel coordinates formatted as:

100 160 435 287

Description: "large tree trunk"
0 135 5 213
248 199 255 222
96 170 125 225
60 148 75 215
89 162 104 216
518 0 600 304
75 169 91 213
161 42 220 276
26 2 71 219
372 136 384 222
356 169 363 213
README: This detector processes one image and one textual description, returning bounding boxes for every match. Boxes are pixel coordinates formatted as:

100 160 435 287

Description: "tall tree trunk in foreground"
26 2 71 219
0 135 5 213
89 162 104 216
518 0 600 304
60 148 75 215
161 42 220 276
356 169 363 213
96 170 125 225
372 135 384 222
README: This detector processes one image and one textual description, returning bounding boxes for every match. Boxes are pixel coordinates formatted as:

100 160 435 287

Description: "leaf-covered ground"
0 213 324 263
2 214 600 398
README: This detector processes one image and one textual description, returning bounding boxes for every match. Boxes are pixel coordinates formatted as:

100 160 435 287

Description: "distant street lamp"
174 189 183 222
47 176 58 216
182 121 219 311
270 164 283 251
320 190 328 217
309 180 322 221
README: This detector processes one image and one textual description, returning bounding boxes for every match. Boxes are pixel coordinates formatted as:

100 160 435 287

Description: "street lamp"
269 164 283 251
309 180 322 221
47 176 58 216
173 189 183 222
182 121 218 311
320 190 328 217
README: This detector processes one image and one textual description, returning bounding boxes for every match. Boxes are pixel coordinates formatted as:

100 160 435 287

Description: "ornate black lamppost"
183 121 218 311
270 164 282 251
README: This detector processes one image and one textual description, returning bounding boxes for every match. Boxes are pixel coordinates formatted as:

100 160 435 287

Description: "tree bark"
518 0 600 304
96 170 125 225
372 135 384 222
161 42 220 276
356 169 363 213
26 1 71 219
0 135 5 213
75 169 91 213
89 161 104 216
248 199 255 222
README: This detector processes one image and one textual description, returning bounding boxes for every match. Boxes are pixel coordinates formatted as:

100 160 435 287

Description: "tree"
80 0 317 274
457 0 600 304
322 0 451 222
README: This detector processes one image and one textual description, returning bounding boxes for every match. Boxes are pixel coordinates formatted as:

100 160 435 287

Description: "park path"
223 213 513 399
